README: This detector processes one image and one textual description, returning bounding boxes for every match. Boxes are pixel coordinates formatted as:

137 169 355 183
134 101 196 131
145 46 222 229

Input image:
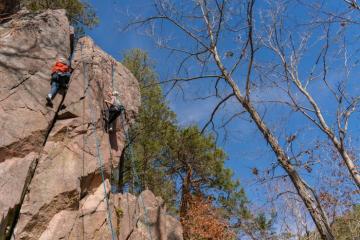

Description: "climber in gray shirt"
105 90 124 132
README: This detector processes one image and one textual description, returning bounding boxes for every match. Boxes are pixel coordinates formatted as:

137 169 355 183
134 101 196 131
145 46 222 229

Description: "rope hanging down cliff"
80 43 117 240
109 62 154 240
80 44 153 240
118 110 154 240
108 61 154 240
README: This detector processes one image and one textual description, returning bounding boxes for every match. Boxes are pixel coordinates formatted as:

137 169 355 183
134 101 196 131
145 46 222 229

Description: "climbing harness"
80 44 117 240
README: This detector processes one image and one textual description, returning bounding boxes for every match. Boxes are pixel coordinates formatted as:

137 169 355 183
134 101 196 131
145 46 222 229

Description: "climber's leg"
107 106 122 132
109 108 123 122
47 74 60 103
50 81 60 98
50 72 59 85
109 105 124 123
109 112 122 132
108 121 114 132
58 72 71 89
107 107 116 131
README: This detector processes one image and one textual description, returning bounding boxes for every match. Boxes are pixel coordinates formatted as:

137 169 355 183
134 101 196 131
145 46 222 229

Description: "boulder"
116 190 183 240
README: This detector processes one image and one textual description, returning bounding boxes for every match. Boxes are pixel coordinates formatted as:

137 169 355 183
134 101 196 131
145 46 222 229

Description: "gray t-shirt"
113 96 122 108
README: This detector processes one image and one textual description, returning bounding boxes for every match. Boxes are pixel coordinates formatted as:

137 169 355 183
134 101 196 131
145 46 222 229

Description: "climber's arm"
105 96 115 105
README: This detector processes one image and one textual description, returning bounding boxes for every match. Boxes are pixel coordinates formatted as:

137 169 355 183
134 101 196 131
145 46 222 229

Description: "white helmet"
58 57 68 65
112 91 119 96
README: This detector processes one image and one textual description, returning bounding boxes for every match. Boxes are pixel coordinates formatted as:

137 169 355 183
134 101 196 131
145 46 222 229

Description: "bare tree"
121 0 360 239
261 1 360 189
343 0 360 10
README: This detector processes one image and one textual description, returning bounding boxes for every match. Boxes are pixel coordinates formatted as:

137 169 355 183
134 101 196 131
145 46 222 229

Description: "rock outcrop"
0 9 182 240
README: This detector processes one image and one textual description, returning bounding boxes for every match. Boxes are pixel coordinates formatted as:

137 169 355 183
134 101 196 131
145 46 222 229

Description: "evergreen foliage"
121 48 275 239
122 49 177 208
20 0 98 35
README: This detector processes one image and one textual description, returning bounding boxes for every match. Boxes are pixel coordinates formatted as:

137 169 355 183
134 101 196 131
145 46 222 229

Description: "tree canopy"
21 0 98 34
120 48 275 239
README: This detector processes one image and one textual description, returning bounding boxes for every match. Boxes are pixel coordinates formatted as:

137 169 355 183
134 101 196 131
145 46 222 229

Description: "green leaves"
122 49 241 208
121 49 177 207
121 49 276 238
20 0 98 35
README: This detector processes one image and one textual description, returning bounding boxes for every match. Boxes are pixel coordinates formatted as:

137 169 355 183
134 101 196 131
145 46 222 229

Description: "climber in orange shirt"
46 57 73 104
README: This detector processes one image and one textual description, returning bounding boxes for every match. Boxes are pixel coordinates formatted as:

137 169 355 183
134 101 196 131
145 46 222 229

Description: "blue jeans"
50 81 60 99
107 105 124 130
49 72 70 99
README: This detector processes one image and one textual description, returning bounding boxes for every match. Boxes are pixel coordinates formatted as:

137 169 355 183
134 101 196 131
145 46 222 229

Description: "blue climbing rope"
110 60 153 240
80 44 117 240
80 42 153 240
118 105 154 240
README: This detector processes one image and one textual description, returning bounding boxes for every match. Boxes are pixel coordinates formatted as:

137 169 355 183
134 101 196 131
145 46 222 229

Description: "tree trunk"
290 74 360 189
242 100 334 240
142 155 149 190
243 101 334 240
211 49 334 240
179 166 193 239
333 139 360 189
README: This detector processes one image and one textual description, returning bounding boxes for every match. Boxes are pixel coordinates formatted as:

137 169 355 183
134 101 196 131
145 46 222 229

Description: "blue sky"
84 0 360 217
84 0 267 201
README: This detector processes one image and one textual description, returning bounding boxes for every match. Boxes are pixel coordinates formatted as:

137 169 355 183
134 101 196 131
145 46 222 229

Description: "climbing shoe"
46 94 52 104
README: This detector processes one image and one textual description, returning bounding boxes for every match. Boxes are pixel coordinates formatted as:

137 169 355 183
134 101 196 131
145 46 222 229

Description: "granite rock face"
0 9 73 238
114 190 183 240
0 9 182 240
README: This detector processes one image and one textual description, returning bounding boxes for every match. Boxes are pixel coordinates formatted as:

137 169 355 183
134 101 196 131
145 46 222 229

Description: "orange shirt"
51 62 70 74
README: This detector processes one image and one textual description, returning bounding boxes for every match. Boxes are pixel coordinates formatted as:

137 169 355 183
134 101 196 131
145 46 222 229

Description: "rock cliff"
0 9 182 240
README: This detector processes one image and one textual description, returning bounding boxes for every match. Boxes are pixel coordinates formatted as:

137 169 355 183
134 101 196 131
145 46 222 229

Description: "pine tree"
121 49 177 209
121 49 275 238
